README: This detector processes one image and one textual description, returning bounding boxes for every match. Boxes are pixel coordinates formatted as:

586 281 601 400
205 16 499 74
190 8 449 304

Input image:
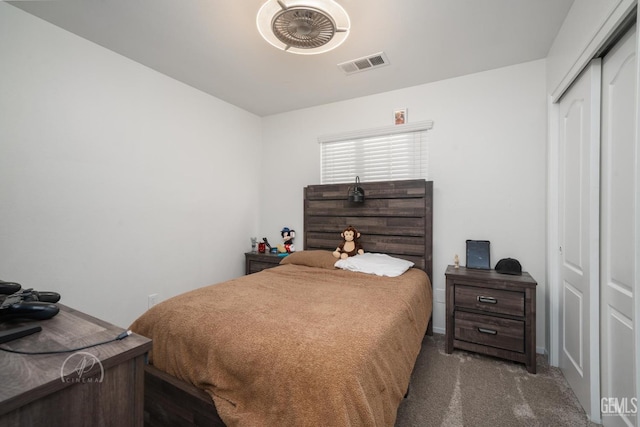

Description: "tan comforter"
130 263 432 427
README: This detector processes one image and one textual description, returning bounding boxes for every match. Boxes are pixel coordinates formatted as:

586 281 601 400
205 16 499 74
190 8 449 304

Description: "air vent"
338 52 390 75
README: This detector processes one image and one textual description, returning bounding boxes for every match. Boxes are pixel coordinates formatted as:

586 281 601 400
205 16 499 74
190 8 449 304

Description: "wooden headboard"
303 179 433 282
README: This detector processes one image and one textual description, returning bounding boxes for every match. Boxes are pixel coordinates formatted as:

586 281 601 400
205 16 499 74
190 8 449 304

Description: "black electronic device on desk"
0 280 61 344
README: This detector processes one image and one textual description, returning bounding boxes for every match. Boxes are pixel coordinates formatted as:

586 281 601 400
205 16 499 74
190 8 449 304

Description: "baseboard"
432 326 445 335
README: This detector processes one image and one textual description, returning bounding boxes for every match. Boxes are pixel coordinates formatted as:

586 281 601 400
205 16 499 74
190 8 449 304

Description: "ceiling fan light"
257 0 350 55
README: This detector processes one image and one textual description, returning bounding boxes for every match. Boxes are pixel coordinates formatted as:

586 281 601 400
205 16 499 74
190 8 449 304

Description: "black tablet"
466 240 490 269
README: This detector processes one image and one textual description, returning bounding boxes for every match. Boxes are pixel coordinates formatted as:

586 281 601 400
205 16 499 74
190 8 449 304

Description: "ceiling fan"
256 0 350 55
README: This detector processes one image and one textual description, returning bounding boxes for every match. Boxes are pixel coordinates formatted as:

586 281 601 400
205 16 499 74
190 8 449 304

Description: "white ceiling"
8 0 574 117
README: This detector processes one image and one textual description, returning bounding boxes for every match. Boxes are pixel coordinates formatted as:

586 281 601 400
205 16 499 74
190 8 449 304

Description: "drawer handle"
478 327 497 335
477 296 497 304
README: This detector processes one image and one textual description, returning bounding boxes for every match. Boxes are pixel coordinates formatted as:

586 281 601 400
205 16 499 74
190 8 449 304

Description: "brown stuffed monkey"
333 225 365 259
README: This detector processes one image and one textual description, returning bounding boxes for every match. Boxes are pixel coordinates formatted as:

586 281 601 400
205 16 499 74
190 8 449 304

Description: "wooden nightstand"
445 265 537 373
245 252 284 274
0 304 152 426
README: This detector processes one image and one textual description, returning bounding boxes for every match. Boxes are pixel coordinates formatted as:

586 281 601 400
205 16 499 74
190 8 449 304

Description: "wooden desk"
0 304 151 426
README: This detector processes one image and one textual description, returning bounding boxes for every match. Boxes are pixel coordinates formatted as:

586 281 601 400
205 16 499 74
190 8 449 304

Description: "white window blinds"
319 120 433 184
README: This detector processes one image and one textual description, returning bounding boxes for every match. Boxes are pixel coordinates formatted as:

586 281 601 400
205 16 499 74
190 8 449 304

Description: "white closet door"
600 24 637 427
558 59 602 422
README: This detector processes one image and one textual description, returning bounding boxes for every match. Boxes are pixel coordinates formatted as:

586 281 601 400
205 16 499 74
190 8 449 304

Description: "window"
319 121 433 184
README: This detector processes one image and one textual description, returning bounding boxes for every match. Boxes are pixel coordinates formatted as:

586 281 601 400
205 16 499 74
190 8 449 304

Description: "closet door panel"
600 23 637 427
558 59 601 422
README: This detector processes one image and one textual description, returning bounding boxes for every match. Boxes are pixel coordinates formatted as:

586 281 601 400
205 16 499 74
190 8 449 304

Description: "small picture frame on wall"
394 108 407 125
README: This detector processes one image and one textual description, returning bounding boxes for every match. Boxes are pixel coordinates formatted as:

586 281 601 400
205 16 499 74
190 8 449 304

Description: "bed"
132 179 433 427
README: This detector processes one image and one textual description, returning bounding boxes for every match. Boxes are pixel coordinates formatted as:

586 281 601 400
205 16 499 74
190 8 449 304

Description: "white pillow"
334 253 414 277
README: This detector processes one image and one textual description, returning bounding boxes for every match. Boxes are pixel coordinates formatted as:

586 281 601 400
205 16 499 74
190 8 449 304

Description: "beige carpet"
396 334 599 427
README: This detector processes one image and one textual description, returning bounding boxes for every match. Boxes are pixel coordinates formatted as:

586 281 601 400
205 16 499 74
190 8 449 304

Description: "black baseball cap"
495 258 522 275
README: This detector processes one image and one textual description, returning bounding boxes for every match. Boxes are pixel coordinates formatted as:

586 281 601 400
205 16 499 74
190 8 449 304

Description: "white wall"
0 3 263 328
260 60 548 350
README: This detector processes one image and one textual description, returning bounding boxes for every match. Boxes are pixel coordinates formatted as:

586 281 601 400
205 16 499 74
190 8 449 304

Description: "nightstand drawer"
248 261 279 274
454 311 524 353
446 266 537 373
245 252 283 274
455 284 524 317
